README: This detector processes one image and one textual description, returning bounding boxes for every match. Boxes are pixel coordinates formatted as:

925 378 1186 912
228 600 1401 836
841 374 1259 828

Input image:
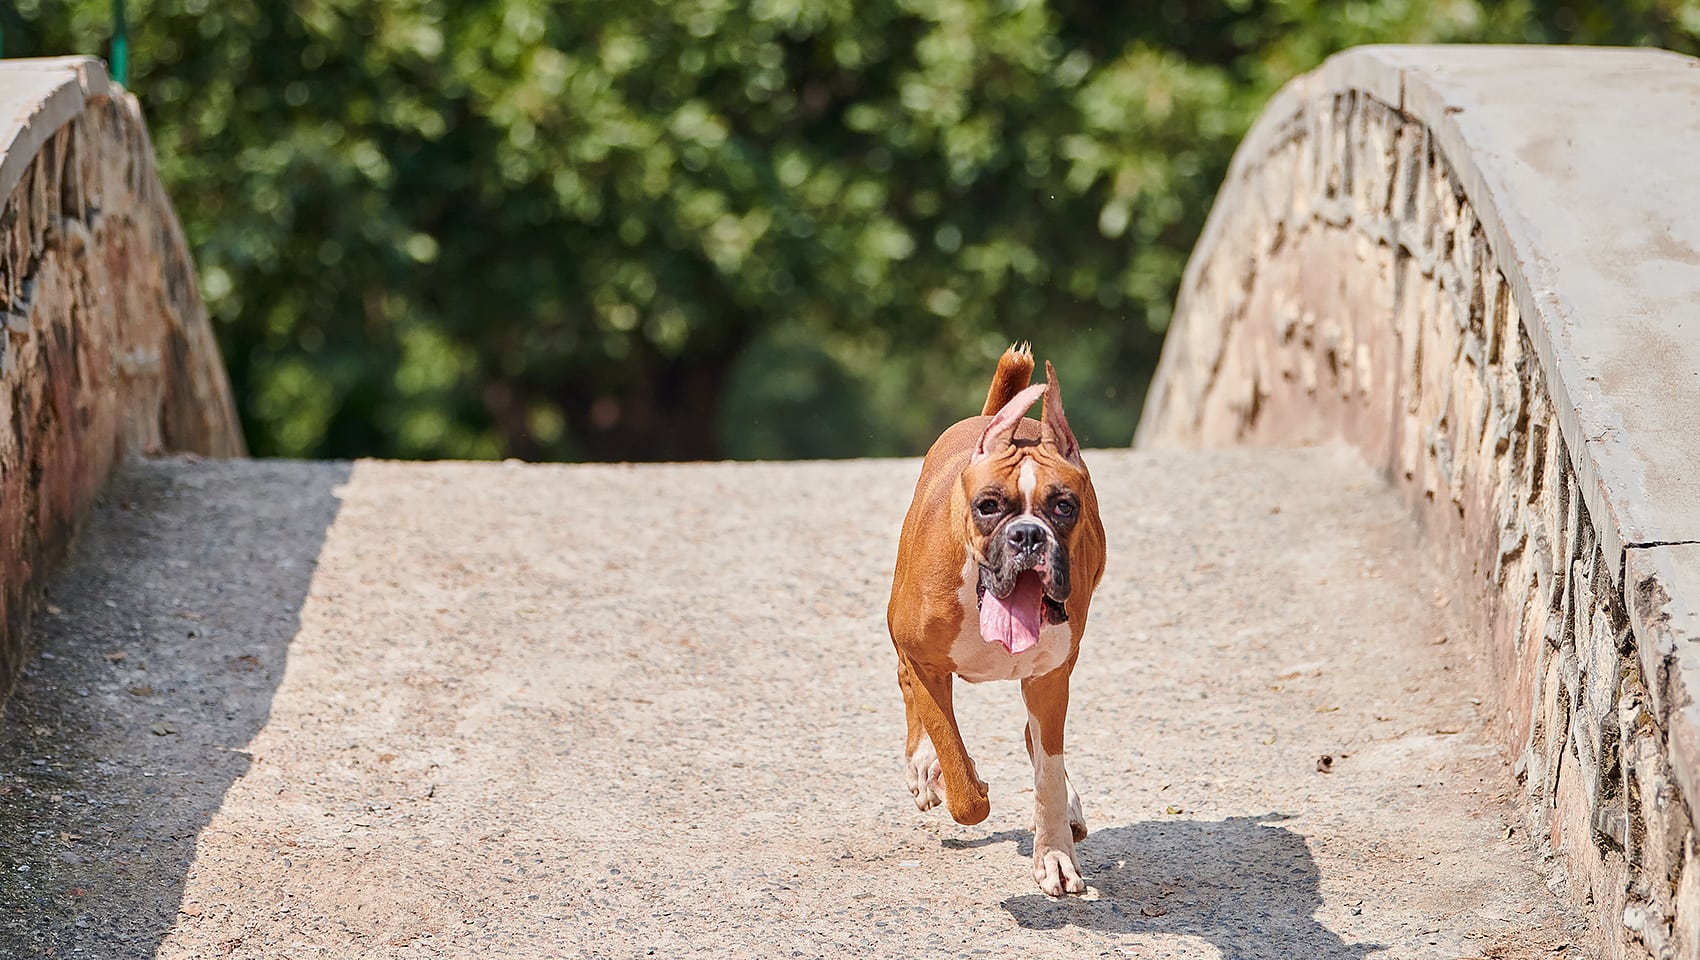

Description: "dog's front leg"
897 658 945 811
898 655 990 826
1022 665 1085 896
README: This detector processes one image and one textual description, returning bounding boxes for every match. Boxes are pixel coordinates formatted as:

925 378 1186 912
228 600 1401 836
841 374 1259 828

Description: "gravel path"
0 448 1596 958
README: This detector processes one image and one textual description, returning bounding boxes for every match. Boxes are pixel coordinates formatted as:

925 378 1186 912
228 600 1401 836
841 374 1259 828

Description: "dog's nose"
1006 521 1048 555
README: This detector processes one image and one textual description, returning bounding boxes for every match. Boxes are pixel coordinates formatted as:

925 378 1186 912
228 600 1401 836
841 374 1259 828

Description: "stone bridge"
0 47 1697 959
1140 45 1700 959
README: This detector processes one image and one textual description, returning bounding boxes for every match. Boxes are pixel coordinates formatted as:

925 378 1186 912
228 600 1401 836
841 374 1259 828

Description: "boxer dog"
887 342 1106 896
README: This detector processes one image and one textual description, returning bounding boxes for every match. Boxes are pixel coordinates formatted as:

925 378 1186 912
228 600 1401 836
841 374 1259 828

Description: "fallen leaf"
150 721 178 737
128 685 154 697
1140 904 1168 917
1315 705 1339 713
1164 805 1183 815
1316 755 1335 774
103 649 127 663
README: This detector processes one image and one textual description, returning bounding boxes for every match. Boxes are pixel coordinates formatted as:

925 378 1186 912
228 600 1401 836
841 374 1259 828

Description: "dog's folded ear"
1040 361 1082 466
973 382 1047 463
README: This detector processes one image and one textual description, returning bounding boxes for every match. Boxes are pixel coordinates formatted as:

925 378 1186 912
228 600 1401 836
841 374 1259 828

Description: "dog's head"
958 362 1096 654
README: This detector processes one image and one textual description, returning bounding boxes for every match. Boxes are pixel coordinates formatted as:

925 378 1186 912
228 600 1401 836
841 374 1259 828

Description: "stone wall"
0 58 243 704
1138 46 1700 959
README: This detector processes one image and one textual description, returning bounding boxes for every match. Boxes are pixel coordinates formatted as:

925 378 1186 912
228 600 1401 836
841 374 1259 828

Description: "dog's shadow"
953 815 1379 959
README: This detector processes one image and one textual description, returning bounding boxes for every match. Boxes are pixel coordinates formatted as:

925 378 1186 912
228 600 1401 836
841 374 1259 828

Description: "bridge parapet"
0 58 241 704
1139 45 1700 958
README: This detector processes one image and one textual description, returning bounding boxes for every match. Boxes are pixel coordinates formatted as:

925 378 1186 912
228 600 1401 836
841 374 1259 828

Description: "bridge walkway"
1 448 1593 958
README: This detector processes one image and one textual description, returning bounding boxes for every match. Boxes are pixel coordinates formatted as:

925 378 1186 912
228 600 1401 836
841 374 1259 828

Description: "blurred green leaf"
8 0 1697 459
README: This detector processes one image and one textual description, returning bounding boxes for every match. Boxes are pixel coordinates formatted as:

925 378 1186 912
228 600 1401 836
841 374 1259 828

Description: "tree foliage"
5 0 1697 460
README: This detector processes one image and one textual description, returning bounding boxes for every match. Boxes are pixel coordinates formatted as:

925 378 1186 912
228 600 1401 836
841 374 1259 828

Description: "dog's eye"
1052 500 1076 519
975 498 1003 517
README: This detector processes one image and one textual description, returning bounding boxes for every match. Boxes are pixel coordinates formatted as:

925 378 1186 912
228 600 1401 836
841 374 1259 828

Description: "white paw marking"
1033 847 1085 897
905 736 944 811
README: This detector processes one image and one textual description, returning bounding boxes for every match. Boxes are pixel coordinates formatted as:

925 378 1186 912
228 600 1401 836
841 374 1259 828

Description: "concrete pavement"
0 448 1596 958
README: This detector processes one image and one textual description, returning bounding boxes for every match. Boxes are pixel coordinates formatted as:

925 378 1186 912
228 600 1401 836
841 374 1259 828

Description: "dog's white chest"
948 558 1073 683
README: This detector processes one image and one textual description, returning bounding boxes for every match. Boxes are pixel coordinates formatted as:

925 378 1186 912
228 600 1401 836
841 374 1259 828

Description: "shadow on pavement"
0 459 349 958
993 814 1379 960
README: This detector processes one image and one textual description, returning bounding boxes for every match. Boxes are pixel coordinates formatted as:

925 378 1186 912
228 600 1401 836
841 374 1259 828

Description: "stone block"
0 60 242 704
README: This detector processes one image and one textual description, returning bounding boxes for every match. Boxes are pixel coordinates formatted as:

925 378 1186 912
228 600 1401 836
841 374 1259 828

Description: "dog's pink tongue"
979 571 1045 654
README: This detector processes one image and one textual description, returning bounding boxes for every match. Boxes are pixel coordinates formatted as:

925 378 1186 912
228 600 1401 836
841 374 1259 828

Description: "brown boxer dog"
887 342 1106 896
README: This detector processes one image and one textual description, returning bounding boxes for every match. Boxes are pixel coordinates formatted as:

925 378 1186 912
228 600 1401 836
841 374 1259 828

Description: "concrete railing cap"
0 57 113 219
1237 45 1700 578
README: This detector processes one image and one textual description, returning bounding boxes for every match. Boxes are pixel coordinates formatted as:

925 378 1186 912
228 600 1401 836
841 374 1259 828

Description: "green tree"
5 1 1695 460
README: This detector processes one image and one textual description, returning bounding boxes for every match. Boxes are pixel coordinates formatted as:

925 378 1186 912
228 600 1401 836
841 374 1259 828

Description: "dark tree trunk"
488 343 740 463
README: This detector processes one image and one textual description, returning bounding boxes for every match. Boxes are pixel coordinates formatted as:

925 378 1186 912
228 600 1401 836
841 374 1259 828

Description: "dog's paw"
905 739 944 811
946 782 991 827
1067 788 1088 843
1033 847 1085 897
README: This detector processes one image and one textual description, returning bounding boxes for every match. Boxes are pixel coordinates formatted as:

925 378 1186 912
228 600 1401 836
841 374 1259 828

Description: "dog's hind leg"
898 660 945 811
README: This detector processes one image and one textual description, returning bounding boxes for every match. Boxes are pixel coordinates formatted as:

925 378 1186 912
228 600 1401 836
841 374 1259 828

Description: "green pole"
112 0 128 85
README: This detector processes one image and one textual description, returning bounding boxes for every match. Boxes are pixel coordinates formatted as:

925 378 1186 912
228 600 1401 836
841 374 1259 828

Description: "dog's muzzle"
977 517 1071 624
